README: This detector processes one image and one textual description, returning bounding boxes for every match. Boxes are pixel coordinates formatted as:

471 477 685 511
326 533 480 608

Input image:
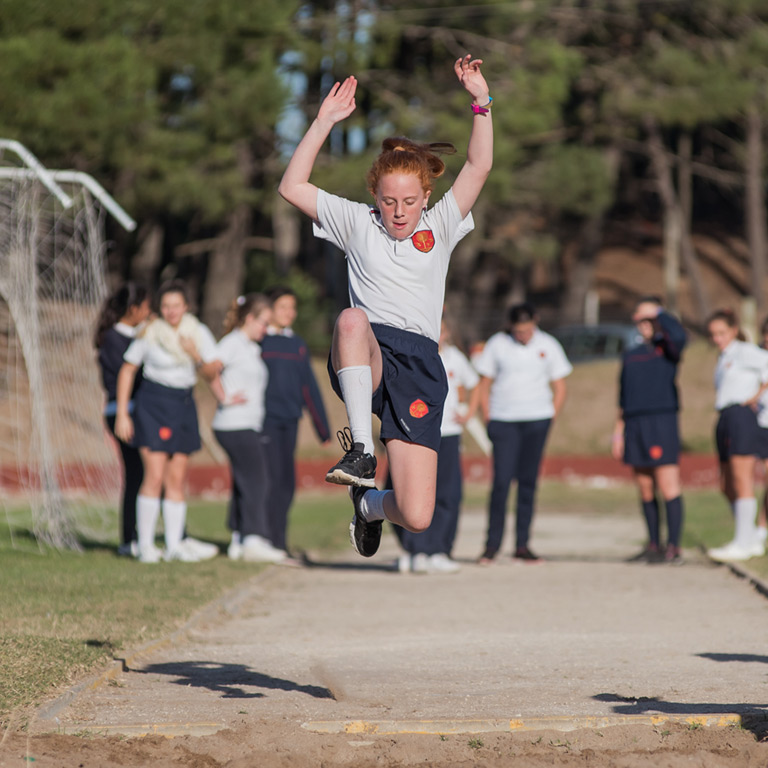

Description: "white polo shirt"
474 329 573 422
714 339 768 412
124 323 218 390
313 188 474 343
440 344 480 437
212 329 268 432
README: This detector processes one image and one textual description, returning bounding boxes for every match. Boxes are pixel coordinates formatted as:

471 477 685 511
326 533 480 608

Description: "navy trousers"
484 418 552 553
214 429 270 539
397 435 462 556
262 417 298 551
106 415 143 546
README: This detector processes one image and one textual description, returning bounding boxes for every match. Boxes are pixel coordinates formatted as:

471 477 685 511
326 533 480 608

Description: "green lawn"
1 481 765 728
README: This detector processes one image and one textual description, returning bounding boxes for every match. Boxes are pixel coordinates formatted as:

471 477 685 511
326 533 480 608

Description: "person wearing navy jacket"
261 286 331 555
95 282 151 556
612 296 687 564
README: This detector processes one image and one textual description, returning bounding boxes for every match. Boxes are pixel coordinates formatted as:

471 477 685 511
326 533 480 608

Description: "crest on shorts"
159 426 173 441
649 445 663 460
411 230 435 253
409 399 429 418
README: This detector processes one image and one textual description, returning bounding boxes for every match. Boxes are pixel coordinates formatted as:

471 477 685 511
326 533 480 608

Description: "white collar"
267 326 294 337
114 322 138 338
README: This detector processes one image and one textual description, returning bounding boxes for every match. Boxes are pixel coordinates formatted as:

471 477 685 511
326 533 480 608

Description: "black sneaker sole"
349 514 382 557
325 469 376 488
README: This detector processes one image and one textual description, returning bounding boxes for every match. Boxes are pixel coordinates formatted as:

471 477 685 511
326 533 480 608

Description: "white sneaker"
181 537 219 561
428 553 461 574
708 540 764 562
397 554 412 573
138 544 162 564
228 540 243 561
757 526 768 544
242 535 286 563
411 553 430 574
164 539 205 562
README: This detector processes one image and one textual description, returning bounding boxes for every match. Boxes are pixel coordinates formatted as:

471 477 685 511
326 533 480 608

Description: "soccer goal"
0 139 136 551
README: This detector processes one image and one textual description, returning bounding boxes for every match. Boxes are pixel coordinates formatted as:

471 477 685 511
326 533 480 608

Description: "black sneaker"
513 546 543 563
349 486 382 557
626 546 663 564
326 427 377 488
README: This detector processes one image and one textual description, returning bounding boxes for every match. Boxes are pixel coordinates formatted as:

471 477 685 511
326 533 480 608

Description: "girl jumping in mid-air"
278 55 493 557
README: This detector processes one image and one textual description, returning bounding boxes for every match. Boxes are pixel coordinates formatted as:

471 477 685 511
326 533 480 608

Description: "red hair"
366 137 456 197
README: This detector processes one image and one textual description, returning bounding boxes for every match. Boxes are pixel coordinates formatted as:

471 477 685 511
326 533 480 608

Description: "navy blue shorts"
623 412 680 467
133 379 201 455
757 426 768 460
715 404 760 462
328 323 448 452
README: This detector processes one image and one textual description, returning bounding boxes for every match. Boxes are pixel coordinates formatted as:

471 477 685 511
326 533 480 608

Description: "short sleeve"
312 190 369 253
215 334 239 368
544 335 573 381
473 334 501 379
198 324 219 362
456 350 480 389
426 189 474 254
123 337 147 366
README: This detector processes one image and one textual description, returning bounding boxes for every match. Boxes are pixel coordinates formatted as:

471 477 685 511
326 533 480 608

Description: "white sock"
734 497 758 549
231 531 241 545
136 495 160 553
337 366 375 455
162 499 187 554
359 489 391 522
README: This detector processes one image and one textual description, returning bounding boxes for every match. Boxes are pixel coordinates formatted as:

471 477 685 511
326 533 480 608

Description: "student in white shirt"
397 318 479 574
707 309 768 562
115 280 220 564
470 303 572 564
212 293 285 564
278 55 493 558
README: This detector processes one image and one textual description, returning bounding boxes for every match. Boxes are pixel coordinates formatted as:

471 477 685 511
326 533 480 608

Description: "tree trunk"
129 220 164 288
745 105 767 322
273 197 300 276
559 146 620 325
201 202 250 334
644 115 710 325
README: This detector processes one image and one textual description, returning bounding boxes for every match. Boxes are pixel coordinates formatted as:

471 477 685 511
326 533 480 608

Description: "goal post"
0 140 136 550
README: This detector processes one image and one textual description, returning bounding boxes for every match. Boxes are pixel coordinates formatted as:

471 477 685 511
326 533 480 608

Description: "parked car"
551 323 640 362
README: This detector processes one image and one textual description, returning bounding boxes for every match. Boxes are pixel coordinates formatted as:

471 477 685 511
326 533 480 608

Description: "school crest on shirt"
411 230 435 253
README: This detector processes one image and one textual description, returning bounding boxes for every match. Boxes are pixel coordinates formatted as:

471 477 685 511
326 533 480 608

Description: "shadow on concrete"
136 661 335 700
696 653 768 665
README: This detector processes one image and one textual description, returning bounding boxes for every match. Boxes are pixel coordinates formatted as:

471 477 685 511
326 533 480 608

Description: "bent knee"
399 505 434 534
335 307 370 336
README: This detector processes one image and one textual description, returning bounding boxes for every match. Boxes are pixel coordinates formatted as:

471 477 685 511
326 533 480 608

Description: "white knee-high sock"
337 366 374 455
734 497 758 548
359 489 391 522
137 495 161 553
162 499 187 554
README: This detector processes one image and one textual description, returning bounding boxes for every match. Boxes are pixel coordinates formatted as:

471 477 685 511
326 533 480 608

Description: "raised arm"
451 55 494 219
277 76 358 221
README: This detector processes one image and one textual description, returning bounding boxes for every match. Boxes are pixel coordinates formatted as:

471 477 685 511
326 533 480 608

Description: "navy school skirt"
328 323 448 452
133 378 201 455
623 412 680 468
715 404 760 463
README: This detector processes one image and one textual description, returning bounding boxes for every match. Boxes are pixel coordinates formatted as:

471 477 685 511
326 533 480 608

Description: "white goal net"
0 140 136 550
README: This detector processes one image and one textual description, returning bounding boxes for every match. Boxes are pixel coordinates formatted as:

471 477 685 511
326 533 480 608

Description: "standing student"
95 282 151 556
277 54 493 557
707 309 768 562
397 318 479 574
260 286 330 557
470 303 572 564
115 280 220 563
756 315 768 544
212 293 285 563
612 297 687 565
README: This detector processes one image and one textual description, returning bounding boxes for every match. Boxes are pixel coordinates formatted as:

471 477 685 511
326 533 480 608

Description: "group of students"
96 53 768 571
95 281 329 564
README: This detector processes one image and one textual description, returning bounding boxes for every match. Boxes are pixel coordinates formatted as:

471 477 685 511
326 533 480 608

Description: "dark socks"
665 495 684 548
641 499 660 547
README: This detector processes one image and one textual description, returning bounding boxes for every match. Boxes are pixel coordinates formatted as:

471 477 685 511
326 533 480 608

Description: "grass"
0 493 350 726
2 479 766 728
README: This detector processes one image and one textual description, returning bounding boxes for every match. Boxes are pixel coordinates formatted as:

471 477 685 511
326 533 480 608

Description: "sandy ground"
3 503 768 767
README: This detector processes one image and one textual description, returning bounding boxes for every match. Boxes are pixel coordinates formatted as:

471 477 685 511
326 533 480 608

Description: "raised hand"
317 76 358 126
454 55 490 103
